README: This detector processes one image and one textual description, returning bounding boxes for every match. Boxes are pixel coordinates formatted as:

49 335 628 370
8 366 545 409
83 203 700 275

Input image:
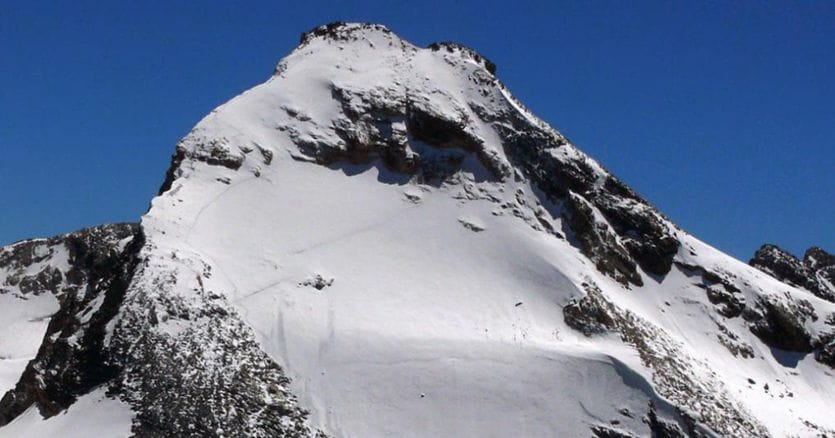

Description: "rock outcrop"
0 224 140 424
750 244 835 302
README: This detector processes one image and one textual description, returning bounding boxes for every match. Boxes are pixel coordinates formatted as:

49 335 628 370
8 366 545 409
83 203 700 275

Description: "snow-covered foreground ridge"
2 22 834 437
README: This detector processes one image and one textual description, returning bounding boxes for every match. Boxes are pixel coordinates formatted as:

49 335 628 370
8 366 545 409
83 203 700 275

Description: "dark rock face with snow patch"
274 22 681 288
488 103 680 281
563 281 769 437
0 224 140 424
562 193 643 286
0 223 316 436
750 244 835 302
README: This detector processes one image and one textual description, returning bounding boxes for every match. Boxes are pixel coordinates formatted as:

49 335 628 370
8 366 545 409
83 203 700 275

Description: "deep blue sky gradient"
1 1 833 260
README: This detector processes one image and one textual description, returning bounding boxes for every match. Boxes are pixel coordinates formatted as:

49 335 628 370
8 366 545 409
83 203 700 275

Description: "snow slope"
2 22 833 437
135 23 834 437
0 239 71 396
1 387 133 438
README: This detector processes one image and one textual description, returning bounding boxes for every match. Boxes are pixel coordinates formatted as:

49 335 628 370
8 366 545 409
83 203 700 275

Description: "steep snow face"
4 22 834 437
132 23 835 437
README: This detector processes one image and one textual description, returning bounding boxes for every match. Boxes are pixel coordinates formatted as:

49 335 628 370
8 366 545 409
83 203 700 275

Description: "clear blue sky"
1 1 832 260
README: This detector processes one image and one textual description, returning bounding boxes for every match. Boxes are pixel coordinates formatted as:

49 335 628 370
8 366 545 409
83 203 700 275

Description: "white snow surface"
1 387 134 438
135 23 835 436
0 241 64 396
0 292 58 397
5 23 834 437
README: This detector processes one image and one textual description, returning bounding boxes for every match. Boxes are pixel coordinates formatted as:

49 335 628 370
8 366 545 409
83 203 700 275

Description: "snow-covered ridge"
164 21 678 287
2 22 834 437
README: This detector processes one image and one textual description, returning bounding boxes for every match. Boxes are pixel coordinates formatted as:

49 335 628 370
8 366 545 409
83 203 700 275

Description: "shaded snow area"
1 387 133 438
2 22 834 437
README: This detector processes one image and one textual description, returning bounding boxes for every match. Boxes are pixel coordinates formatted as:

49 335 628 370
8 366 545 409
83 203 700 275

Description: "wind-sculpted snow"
3 22 835 437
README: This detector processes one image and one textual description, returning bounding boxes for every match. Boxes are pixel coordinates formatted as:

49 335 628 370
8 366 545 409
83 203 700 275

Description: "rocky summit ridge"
749 244 835 303
1 22 834 438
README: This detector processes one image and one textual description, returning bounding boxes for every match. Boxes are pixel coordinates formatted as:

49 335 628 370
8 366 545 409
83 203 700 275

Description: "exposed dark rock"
490 109 679 281
805 246 835 299
713 318 755 359
491 123 580 197
816 339 835 368
157 136 245 197
301 274 334 290
592 192 679 276
271 27 684 287
1 223 317 436
689 261 835 369
675 262 745 318
203 141 245 170
256 144 274 165
563 283 617 336
157 146 187 195
746 297 814 352
749 244 835 302
111 306 312 437
705 286 746 318
406 105 507 181
750 244 807 288
299 22 392 46
428 41 497 75
16 23 830 437
0 240 50 270
278 27 683 287
805 246 835 271
292 82 508 186
591 425 638 438
645 402 690 438
563 281 768 436
562 193 643 286
1 239 67 296
0 223 141 425
17 266 63 295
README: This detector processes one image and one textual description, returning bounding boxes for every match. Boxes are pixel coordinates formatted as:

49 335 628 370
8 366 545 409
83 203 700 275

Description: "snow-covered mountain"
2 22 833 437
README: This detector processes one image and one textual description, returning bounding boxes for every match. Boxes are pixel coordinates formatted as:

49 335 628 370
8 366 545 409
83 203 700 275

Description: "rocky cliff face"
2 22 834 438
0 224 315 437
750 244 835 302
1 231 318 438
0 224 140 423
746 244 835 370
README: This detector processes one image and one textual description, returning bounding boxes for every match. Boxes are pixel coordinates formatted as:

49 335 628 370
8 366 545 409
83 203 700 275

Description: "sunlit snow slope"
3 22 834 438
134 23 835 437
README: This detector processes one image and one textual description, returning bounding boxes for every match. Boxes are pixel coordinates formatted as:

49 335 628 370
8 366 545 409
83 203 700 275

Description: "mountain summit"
1 23 833 437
